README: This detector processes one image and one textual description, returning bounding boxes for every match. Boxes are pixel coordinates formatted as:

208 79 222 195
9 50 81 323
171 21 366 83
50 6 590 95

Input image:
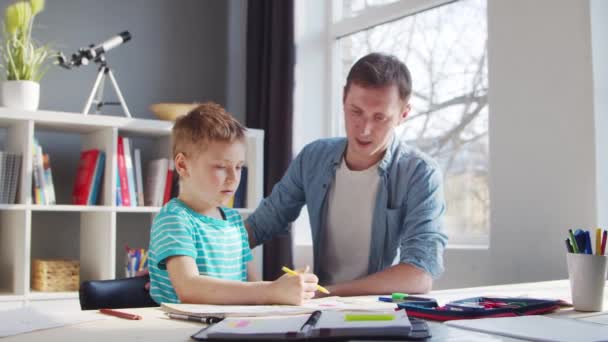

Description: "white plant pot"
2 80 40 111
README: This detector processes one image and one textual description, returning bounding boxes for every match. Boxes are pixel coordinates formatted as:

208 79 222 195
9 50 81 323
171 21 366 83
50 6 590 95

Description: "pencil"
597 228 602 255
100 308 142 320
281 266 330 294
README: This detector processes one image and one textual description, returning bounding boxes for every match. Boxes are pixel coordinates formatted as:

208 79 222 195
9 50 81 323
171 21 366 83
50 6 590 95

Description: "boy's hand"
268 267 319 305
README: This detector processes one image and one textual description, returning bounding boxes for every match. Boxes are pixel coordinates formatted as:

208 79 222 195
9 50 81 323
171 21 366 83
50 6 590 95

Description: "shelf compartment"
33 126 116 206
115 212 153 278
0 209 29 295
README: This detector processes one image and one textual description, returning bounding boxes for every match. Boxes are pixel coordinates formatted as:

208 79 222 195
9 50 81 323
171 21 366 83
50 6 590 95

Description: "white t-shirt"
320 158 380 285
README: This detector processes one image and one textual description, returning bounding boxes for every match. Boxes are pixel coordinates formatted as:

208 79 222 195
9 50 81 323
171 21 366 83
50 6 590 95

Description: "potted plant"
0 0 52 110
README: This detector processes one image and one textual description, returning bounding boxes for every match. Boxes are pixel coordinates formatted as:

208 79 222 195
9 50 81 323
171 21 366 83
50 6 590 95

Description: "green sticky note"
344 314 395 321
392 292 408 300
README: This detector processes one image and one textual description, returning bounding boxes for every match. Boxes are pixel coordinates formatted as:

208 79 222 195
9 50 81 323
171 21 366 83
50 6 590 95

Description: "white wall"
592 0 608 228
294 0 608 288
438 0 601 288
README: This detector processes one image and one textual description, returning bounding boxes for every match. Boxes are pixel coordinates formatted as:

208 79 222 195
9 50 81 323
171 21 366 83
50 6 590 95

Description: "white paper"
446 315 608 342
162 296 397 318
0 307 105 338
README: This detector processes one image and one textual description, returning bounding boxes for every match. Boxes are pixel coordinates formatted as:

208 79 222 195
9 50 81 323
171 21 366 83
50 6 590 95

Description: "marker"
166 312 223 324
100 308 142 320
344 313 395 321
565 239 573 253
281 266 330 294
601 230 607 256
597 229 602 255
568 229 579 253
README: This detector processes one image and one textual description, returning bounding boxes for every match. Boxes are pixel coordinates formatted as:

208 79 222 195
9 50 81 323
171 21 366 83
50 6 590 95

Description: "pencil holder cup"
566 252 608 311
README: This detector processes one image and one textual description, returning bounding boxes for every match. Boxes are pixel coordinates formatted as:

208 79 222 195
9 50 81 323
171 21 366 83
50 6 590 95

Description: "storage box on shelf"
0 108 264 309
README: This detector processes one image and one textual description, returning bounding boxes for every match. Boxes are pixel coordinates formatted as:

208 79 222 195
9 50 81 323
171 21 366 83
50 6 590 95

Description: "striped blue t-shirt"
148 198 252 304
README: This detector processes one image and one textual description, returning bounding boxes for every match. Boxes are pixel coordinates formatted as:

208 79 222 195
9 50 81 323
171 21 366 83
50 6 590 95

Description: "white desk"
3 279 606 341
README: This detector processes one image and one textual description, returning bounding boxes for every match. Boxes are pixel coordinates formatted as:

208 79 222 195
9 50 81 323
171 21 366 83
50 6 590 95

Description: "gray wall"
3 0 249 278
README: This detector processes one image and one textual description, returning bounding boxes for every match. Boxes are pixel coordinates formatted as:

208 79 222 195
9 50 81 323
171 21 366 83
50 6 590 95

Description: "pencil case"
398 296 563 322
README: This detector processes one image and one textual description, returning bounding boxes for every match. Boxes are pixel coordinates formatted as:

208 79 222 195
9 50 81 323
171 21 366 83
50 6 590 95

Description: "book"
133 149 144 206
116 136 131 206
144 158 169 206
190 310 416 341
162 160 174 205
87 151 105 205
42 154 55 205
72 150 101 205
122 137 137 207
233 166 247 208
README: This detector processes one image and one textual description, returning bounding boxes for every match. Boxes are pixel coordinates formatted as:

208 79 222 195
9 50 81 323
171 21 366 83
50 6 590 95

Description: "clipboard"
190 310 431 340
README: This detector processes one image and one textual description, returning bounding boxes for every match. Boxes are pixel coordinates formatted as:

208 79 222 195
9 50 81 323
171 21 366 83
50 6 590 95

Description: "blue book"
116 166 122 205
88 152 105 205
234 166 248 208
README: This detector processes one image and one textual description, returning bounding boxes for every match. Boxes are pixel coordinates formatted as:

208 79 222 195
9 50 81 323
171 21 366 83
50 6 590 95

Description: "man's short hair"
172 102 246 159
344 52 412 102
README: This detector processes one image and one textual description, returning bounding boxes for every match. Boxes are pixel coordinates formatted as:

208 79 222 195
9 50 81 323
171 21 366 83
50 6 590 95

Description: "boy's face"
177 140 246 208
343 83 409 168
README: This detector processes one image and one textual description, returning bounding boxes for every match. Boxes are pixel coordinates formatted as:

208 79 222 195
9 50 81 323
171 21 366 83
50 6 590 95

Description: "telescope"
58 31 131 69
57 31 133 117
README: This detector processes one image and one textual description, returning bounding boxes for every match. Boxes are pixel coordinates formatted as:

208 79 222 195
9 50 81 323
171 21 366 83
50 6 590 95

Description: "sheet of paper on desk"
162 303 316 317
303 296 397 311
446 315 608 342
0 307 106 338
162 297 397 318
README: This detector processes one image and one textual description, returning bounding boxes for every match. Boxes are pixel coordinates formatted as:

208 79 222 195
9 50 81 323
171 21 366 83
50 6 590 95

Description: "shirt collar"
330 133 398 173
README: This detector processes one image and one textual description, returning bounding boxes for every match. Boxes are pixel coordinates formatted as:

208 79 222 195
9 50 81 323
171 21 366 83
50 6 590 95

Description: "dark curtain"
246 0 295 281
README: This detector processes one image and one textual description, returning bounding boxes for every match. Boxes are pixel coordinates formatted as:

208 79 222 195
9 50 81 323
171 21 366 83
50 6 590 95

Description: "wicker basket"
31 259 80 292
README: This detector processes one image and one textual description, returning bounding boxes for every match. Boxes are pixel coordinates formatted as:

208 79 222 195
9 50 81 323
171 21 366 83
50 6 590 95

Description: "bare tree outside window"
337 0 489 244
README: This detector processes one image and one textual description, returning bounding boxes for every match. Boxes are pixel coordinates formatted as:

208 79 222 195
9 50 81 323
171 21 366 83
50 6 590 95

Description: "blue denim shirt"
246 135 448 282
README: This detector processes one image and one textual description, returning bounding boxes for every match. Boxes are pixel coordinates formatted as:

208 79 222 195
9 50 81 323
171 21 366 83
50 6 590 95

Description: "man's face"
343 83 409 169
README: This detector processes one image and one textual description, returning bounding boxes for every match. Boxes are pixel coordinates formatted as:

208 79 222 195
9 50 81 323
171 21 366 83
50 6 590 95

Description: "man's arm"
245 148 309 248
325 263 432 296
327 161 447 296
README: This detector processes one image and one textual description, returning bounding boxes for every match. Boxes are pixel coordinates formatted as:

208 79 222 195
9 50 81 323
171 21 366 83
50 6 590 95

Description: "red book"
117 136 131 206
163 160 174 205
72 150 100 205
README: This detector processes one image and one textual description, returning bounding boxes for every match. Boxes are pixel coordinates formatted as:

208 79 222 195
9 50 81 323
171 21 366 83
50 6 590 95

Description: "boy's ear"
174 153 189 178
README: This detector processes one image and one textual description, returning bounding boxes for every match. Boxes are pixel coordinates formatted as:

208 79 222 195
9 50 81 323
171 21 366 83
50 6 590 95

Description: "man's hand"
136 269 150 291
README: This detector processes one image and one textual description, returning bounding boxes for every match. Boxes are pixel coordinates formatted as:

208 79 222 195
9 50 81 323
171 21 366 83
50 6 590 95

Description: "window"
333 0 489 245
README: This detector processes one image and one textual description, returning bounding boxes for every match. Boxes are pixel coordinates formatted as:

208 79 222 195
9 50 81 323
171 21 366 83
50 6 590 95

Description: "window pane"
337 0 489 245
336 0 401 21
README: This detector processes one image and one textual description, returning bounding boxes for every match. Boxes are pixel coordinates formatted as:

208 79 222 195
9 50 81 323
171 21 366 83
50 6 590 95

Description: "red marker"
100 308 142 320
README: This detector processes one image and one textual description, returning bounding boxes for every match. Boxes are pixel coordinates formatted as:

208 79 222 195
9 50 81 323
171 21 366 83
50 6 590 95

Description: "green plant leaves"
1 0 52 81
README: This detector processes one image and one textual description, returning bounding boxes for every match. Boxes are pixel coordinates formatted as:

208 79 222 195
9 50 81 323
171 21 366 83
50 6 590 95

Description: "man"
246 52 447 296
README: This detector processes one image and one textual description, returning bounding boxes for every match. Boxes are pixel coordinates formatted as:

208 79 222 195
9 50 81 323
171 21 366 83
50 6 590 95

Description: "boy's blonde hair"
172 102 246 159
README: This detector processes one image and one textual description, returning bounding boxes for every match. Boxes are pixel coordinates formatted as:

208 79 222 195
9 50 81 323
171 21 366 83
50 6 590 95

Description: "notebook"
191 310 429 340
162 296 397 318
445 315 608 342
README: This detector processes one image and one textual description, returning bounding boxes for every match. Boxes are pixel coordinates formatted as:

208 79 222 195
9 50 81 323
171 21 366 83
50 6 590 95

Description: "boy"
148 102 319 305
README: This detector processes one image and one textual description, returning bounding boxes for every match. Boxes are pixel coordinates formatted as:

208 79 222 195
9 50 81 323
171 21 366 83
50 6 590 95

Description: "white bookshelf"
0 107 264 309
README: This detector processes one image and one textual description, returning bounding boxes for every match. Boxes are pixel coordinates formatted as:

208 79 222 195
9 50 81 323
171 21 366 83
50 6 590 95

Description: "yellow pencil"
597 228 602 256
281 266 330 294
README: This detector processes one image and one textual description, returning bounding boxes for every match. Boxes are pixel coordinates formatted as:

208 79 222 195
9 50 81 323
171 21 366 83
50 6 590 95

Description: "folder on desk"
445 315 608 342
191 310 430 340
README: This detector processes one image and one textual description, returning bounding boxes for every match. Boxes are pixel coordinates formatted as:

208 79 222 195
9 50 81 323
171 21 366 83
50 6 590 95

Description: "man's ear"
398 103 411 124
174 153 189 178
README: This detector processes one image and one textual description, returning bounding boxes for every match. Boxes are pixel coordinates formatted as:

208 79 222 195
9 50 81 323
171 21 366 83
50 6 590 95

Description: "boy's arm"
166 256 318 305
246 260 260 282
